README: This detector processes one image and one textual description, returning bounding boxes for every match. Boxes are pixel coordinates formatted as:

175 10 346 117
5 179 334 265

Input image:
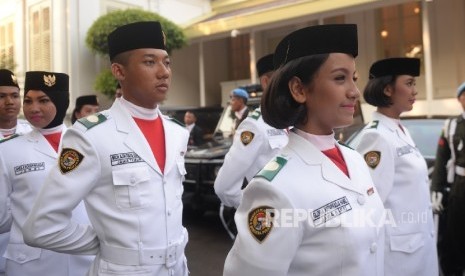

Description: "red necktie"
133 117 166 173
322 147 349 178
43 132 62 152
398 124 405 134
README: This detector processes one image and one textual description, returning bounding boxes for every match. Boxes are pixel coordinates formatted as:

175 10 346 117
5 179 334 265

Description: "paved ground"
184 210 234 276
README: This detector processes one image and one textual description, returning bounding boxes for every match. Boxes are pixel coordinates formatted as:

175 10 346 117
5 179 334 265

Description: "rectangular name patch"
396 145 414 157
311 196 352 226
267 129 286 136
110 152 143 166
14 162 45 175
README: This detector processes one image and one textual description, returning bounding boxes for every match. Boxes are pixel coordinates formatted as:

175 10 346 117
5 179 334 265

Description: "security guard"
355 58 438 276
230 88 249 130
0 69 31 139
224 24 385 276
0 71 92 276
431 82 465 276
215 54 288 238
23 21 189 276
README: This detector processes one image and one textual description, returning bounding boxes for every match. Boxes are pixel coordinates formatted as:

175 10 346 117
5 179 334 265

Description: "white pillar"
199 41 206 107
422 0 434 117
249 31 256 84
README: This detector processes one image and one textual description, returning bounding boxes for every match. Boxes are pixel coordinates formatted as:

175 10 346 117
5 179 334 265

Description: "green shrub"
86 9 187 98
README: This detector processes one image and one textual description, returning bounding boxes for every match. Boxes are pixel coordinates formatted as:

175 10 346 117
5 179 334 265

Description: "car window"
401 119 444 159
346 118 445 160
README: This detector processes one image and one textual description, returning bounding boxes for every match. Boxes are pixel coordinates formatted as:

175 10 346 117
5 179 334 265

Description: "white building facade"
1 0 465 119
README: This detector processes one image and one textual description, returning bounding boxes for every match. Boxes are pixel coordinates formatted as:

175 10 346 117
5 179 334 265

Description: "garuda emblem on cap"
11 74 17 84
43 74 56 87
162 31 167 47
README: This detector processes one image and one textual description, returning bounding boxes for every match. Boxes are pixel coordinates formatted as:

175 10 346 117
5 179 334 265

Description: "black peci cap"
76 95 98 106
24 71 70 129
273 24 358 68
24 71 69 94
369 57 420 79
256 54 274 77
0 69 19 88
108 21 166 60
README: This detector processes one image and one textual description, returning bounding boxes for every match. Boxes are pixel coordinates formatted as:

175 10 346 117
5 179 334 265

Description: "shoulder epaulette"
368 120 379 129
338 141 354 150
168 117 185 127
248 109 261 120
77 113 107 130
0 133 20 144
255 156 287 182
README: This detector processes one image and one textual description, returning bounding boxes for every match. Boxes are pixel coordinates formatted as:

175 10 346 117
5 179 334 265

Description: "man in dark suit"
184 110 204 146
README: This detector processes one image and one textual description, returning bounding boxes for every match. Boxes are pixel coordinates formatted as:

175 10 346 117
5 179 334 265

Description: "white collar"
119 97 159 120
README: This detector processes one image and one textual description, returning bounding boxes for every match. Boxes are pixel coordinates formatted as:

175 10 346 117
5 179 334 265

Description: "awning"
183 0 411 40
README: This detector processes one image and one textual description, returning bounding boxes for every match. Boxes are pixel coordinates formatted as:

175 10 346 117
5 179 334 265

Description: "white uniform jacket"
224 131 385 276
0 127 93 276
214 108 288 208
23 100 190 276
355 111 438 276
0 119 32 140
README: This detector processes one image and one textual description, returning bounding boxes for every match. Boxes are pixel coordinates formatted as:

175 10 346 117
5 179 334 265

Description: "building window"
29 2 51 70
0 19 15 69
377 2 423 59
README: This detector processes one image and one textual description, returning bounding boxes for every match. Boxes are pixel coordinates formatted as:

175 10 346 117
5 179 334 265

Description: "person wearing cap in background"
0 69 32 276
23 21 189 276
355 58 438 276
230 87 249 130
0 69 31 140
0 71 93 276
223 24 385 276
71 95 100 124
431 81 465 276
214 54 288 239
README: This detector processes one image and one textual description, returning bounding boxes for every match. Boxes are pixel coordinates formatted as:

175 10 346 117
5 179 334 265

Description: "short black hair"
261 54 329 129
363 75 397 107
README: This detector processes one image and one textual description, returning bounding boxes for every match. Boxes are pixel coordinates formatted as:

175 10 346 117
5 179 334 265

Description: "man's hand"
431 191 444 212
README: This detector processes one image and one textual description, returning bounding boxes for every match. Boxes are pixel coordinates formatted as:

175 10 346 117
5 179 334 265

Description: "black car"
182 84 262 215
346 117 446 175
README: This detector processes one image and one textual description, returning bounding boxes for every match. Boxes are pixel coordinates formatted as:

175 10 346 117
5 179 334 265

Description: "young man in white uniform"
23 21 189 276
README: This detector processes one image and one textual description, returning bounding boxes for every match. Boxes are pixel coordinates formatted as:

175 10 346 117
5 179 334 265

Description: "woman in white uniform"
0 71 93 276
223 24 386 276
354 58 438 275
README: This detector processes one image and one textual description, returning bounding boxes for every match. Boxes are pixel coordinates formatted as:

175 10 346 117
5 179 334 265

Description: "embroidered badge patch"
110 152 143 166
241 131 255 145
367 187 375 196
248 206 273 243
311 196 352 227
364 151 381 169
59 148 84 174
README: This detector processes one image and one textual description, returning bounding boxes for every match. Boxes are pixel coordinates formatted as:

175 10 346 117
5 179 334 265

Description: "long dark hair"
261 54 329 129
